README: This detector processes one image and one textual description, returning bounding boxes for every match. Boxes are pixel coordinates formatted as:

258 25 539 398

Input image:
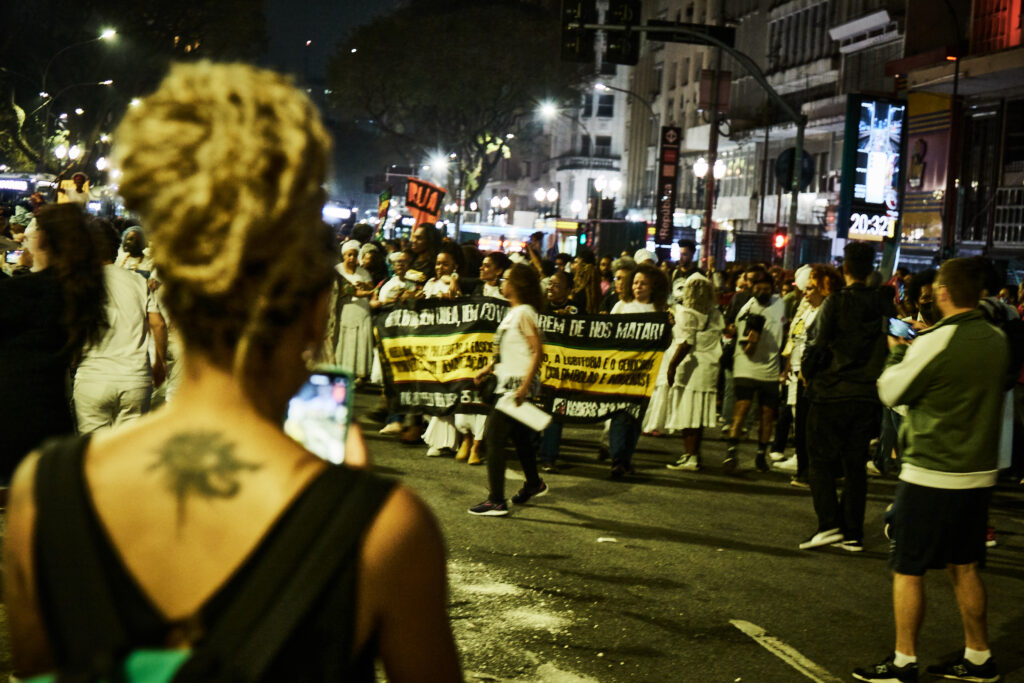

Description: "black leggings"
484 408 541 502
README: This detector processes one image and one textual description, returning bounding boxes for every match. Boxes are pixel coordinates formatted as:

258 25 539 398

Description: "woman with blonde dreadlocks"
2 63 460 683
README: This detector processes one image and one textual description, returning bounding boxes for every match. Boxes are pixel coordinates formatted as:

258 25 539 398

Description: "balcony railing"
548 155 621 171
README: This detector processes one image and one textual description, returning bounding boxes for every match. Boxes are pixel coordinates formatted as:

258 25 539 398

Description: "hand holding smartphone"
888 317 917 340
284 366 353 464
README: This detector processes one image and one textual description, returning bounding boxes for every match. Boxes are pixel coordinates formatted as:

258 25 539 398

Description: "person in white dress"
329 239 374 380
372 250 414 435
642 274 690 435
421 247 472 458
664 274 725 471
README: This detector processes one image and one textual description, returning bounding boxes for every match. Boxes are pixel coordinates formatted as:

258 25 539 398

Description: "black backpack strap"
33 434 131 674
176 466 395 682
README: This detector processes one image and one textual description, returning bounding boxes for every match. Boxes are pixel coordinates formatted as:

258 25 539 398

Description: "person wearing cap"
326 239 375 382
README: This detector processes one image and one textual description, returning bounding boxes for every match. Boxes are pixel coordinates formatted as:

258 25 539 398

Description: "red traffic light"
773 232 787 250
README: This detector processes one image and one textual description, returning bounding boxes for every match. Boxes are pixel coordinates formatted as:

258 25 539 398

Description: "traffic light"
604 0 642 65
773 229 787 259
561 0 598 63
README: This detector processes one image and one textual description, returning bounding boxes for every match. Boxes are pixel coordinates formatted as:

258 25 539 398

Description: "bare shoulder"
362 485 444 569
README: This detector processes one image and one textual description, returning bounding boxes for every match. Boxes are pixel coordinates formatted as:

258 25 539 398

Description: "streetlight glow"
499 196 511 210
98 79 113 86
538 101 558 120
713 159 727 180
74 108 84 115
95 156 108 171
546 188 559 202
129 98 142 107
54 145 68 160
534 188 546 202
68 145 81 160
100 28 117 40
608 178 621 195
594 82 610 91
693 157 709 179
594 176 607 193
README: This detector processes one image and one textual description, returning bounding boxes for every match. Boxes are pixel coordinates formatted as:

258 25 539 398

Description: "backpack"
26 436 394 683
978 297 1024 390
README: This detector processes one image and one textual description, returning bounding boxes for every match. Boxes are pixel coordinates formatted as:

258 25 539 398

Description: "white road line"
730 619 844 683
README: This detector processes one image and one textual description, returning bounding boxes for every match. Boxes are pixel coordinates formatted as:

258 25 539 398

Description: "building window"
582 94 593 118
667 98 675 125
599 61 617 76
668 61 677 90
580 135 591 156
652 64 664 98
596 93 614 117
595 135 612 156
681 57 690 85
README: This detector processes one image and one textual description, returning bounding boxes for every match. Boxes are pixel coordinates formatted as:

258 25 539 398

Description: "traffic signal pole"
566 15 808 268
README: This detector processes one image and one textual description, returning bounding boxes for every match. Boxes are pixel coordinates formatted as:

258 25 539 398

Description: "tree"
327 0 592 203
0 0 266 176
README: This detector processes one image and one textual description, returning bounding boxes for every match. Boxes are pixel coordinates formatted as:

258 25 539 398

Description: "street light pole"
595 82 657 223
36 29 117 172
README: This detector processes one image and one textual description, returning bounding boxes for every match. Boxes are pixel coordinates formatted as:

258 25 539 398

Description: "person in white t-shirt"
468 264 547 516
725 269 787 474
74 222 167 433
608 263 670 478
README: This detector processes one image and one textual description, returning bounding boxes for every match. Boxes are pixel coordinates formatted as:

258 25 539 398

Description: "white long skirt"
666 385 718 431
335 300 373 378
424 415 459 450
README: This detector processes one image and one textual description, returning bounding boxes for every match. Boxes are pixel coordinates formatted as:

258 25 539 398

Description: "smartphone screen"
284 367 352 464
5 250 22 264
888 317 917 340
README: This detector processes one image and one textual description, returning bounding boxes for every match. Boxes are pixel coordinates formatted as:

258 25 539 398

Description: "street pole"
595 83 657 222
783 120 804 268
702 56 722 271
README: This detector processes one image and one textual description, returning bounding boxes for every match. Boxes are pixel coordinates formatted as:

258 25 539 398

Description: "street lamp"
595 82 657 221
534 187 559 217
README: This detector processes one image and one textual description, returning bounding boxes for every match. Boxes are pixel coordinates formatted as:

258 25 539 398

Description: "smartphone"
283 366 352 464
5 250 22 264
888 317 917 340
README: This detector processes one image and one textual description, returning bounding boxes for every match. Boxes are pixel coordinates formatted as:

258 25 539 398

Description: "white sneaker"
666 454 701 471
769 451 786 462
799 528 843 550
379 422 403 435
866 461 882 476
426 447 445 457
774 455 798 472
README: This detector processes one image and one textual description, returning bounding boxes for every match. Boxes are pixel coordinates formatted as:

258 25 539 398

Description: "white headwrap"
633 249 655 264
794 264 812 291
359 242 378 257
341 240 360 255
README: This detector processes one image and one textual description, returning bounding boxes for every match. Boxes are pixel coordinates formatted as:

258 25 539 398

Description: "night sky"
264 0 403 80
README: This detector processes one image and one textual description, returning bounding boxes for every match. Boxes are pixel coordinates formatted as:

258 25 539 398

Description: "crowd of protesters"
1 145 1019 683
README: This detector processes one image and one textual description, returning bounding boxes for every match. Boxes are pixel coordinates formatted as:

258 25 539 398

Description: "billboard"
837 95 907 242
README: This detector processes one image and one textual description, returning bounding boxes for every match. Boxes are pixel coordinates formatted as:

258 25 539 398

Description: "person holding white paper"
468 264 548 517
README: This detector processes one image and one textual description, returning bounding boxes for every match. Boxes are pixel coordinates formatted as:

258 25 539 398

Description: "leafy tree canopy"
327 0 591 202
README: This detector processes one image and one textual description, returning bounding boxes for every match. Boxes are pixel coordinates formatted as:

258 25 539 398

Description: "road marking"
730 619 843 683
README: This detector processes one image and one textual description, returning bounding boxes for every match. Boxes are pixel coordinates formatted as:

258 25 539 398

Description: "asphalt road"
0 390 1019 683
353 391 1024 683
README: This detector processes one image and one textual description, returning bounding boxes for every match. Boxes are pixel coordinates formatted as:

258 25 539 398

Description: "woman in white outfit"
642 274 689 435
664 274 725 471
329 239 374 380
422 248 468 457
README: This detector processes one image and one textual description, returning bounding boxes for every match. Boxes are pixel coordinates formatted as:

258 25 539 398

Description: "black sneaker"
755 451 770 473
511 481 548 505
853 654 919 682
722 444 738 474
468 500 509 516
925 656 999 682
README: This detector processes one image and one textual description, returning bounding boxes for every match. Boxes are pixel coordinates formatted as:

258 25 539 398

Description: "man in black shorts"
726 269 787 473
853 258 1008 683
799 242 892 552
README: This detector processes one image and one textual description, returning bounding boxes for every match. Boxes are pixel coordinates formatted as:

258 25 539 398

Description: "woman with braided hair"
3 62 460 682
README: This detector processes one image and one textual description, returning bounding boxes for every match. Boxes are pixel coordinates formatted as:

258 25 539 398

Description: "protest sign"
373 297 672 422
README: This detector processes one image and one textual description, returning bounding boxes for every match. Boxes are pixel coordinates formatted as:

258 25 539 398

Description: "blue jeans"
609 413 641 470
539 421 563 465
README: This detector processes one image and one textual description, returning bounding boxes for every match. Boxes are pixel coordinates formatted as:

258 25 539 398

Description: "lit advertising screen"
837 95 907 242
